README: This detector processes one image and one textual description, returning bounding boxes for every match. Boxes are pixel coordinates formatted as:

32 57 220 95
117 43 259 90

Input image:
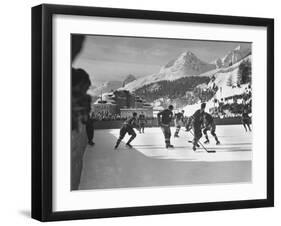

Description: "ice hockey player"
203 112 220 145
157 105 174 148
114 112 138 149
174 110 185 138
241 109 252 132
190 103 206 151
138 112 147 133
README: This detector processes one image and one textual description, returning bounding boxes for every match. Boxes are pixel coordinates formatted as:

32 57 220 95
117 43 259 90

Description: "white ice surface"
109 125 252 162
79 125 252 190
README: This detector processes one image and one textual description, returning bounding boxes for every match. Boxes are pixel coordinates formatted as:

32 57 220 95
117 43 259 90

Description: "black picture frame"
32 4 274 222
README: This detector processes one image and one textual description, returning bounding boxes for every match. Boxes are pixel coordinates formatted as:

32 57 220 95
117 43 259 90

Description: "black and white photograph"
71 34 253 190
29 3 274 222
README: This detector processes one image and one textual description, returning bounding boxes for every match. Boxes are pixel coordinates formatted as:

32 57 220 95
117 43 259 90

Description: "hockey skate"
216 140 221 145
126 143 133 148
88 141 95 146
166 144 174 149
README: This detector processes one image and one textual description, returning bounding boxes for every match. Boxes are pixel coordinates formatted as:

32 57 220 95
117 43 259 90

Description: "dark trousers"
203 122 218 142
161 125 171 145
116 126 136 146
139 123 145 133
193 123 202 145
242 118 251 131
86 124 94 142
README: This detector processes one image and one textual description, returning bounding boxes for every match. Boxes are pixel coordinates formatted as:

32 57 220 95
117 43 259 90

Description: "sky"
72 35 251 86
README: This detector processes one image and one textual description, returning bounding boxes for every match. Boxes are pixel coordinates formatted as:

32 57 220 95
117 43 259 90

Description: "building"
92 89 153 117
92 103 117 115
91 92 117 115
113 90 135 110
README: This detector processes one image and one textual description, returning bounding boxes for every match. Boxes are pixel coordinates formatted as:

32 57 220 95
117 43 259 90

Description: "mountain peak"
122 45 251 92
183 50 195 55
125 74 136 80
180 50 198 59
222 45 251 67
160 50 216 78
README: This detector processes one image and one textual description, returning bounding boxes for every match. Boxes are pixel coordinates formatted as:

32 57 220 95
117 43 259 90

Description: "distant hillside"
183 55 252 116
134 76 211 106
88 80 122 96
88 74 137 97
123 74 136 87
221 45 251 67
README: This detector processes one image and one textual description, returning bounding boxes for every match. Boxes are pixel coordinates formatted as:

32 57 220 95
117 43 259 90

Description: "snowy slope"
88 80 122 96
221 45 251 67
183 55 251 116
89 74 136 97
122 74 136 86
210 55 251 98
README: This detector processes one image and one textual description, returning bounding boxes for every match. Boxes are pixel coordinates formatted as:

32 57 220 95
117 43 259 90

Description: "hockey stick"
182 129 216 153
189 130 216 153
178 128 194 143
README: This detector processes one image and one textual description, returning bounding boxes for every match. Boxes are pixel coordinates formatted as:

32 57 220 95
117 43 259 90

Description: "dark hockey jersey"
175 112 184 121
124 116 138 128
204 112 214 124
158 109 173 125
192 109 204 125
242 112 250 119
138 114 146 123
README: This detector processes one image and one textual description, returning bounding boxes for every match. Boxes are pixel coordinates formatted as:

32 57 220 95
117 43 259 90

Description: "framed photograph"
32 4 274 221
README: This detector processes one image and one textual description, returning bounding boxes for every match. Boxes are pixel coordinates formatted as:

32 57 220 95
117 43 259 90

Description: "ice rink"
79 125 252 190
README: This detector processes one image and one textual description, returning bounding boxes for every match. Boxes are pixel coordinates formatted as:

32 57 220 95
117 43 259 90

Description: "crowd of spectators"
90 111 155 121
210 85 252 119
90 111 124 121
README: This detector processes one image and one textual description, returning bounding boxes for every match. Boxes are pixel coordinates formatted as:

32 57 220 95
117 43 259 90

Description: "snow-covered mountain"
215 58 223 68
125 45 251 91
89 74 138 97
89 45 252 113
160 51 216 77
123 51 216 91
221 45 251 67
209 55 251 99
88 80 123 96
183 55 252 116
